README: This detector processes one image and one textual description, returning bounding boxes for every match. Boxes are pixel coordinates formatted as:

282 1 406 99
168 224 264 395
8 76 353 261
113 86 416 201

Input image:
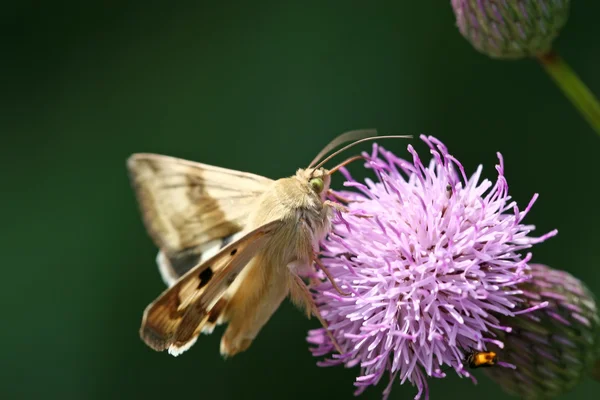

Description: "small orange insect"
464 349 498 368
441 349 498 373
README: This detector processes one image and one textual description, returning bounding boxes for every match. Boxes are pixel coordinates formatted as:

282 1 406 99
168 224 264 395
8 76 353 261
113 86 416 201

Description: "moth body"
207 167 333 355
129 156 334 357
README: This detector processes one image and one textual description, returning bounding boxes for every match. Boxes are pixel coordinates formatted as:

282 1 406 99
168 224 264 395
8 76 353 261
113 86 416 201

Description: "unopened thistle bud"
484 264 600 399
451 0 570 59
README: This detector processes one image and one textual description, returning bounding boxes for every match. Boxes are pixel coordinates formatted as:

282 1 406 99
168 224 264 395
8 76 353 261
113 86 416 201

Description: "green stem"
537 50 600 138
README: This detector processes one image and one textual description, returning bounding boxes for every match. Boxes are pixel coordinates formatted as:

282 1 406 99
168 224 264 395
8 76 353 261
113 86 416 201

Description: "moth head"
301 130 412 201
298 168 331 199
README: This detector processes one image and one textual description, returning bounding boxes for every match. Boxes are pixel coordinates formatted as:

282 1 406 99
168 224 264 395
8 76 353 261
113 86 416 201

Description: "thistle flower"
483 263 600 399
451 0 570 59
307 136 557 399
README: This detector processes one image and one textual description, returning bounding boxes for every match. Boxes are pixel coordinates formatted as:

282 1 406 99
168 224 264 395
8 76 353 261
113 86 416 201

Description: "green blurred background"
2 1 599 399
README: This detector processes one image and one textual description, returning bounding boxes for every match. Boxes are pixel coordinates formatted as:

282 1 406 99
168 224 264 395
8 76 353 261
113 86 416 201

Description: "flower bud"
451 0 571 59
484 264 600 399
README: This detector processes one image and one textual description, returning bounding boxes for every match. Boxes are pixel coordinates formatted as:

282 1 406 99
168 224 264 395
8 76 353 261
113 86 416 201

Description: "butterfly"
128 130 410 357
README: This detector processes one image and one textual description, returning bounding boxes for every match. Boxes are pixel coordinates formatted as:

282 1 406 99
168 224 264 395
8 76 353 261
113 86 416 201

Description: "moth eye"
309 177 324 193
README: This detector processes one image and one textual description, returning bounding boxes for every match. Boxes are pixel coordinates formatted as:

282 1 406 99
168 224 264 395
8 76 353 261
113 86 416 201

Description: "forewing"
127 153 272 255
157 232 243 287
140 220 282 355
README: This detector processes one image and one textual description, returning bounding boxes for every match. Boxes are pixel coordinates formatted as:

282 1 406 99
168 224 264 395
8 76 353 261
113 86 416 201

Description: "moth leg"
313 256 352 296
327 190 354 204
324 200 373 219
297 215 351 297
287 262 314 319
299 216 351 297
289 273 344 355
324 200 348 213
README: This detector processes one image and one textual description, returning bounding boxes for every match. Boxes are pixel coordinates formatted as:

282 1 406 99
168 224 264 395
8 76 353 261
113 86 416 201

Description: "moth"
128 130 410 357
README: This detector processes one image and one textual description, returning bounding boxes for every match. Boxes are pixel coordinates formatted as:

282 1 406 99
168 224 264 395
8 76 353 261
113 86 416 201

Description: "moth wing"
140 220 282 356
157 232 244 287
127 153 272 256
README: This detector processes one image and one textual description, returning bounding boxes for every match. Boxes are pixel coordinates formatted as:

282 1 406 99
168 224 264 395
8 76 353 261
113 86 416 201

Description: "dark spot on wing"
230 248 238 256
198 267 213 288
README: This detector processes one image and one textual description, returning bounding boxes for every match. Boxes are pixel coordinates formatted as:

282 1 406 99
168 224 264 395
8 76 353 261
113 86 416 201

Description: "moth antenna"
312 135 413 170
308 129 378 169
327 155 364 176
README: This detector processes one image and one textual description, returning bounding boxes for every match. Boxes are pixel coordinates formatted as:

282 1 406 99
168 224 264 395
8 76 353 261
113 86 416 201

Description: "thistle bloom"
484 263 600 399
308 136 557 399
451 0 570 59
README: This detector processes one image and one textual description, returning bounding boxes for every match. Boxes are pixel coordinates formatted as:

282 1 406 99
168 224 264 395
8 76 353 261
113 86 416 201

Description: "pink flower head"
308 136 557 399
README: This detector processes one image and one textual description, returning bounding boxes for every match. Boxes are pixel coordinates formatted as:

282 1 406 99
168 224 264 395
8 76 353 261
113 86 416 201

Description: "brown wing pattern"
140 220 282 356
127 153 272 255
